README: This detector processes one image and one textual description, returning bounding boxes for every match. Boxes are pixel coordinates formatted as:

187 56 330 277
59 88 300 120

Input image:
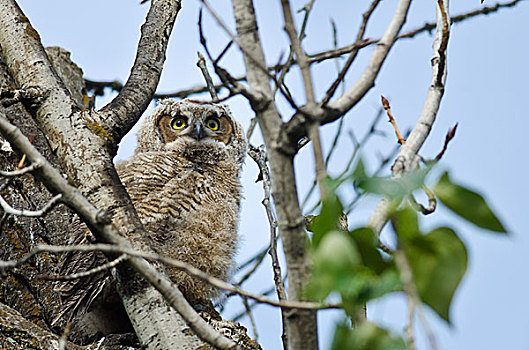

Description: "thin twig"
84 1 524 101
0 244 340 311
321 0 381 105
39 255 128 281
280 0 316 105
308 0 522 64
246 145 289 349
242 296 259 341
231 274 287 322
381 95 405 145
247 146 287 304
435 123 458 160
0 193 62 217
196 52 219 101
272 0 315 99
0 161 42 177
197 10 269 107
233 247 268 289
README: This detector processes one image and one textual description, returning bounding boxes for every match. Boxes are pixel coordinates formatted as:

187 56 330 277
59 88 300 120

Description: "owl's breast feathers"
116 150 241 224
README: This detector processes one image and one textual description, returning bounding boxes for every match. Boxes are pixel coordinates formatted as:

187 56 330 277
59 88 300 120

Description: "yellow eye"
205 117 220 131
171 117 187 130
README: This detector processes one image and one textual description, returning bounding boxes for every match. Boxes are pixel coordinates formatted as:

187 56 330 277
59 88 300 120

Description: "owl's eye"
205 117 220 131
170 116 187 130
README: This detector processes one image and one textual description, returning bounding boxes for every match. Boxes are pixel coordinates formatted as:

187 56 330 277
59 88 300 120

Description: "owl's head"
135 99 247 165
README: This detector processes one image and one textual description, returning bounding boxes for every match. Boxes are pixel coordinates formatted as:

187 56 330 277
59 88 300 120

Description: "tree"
0 0 522 349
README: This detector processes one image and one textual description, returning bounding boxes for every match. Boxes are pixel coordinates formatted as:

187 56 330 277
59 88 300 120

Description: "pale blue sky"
14 1 529 349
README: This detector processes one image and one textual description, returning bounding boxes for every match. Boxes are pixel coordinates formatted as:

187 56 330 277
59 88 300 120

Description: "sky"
13 1 529 349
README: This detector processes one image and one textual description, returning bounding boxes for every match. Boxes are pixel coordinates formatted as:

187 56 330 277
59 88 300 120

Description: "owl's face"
135 99 247 165
157 105 234 146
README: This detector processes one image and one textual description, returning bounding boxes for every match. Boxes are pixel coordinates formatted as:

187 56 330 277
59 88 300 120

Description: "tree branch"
368 0 451 234
100 0 182 144
0 112 238 349
281 0 412 151
2 243 341 312
231 0 319 349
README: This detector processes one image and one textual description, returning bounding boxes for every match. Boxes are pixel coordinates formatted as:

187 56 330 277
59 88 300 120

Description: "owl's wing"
116 152 179 203
52 216 110 325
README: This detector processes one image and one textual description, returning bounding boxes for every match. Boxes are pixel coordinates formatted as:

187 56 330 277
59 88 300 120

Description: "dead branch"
0 160 42 177
248 144 288 348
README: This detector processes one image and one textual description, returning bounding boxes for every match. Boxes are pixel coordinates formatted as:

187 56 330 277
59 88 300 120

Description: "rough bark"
0 0 237 349
0 45 76 345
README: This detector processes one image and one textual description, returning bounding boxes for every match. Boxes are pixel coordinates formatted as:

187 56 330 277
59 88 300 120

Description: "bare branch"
40 255 128 282
280 0 316 105
308 0 523 64
282 0 412 150
242 296 259 342
368 0 451 234
0 243 341 312
196 51 219 100
0 193 62 217
248 144 288 348
100 0 182 142
84 1 524 102
323 0 412 115
0 160 42 177
231 0 318 348
321 0 381 105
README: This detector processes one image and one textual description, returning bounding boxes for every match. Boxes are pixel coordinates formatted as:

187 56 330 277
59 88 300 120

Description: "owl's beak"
189 122 206 140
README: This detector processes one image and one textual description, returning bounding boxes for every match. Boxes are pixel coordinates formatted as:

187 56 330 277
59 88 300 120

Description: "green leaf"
391 206 420 241
305 231 360 301
332 322 407 350
309 181 345 247
338 268 402 305
402 227 468 323
349 227 389 274
355 165 432 199
434 172 507 233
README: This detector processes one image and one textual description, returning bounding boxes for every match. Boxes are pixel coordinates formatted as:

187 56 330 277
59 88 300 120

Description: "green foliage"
392 208 468 322
353 158 433 199
305 228 401 313
306 163 505 348
434 172 507 233
332 322 407 350
309 181 345 246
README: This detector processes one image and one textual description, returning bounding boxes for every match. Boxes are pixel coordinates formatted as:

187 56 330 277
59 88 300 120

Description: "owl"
116 98 247 303
54 99 247 342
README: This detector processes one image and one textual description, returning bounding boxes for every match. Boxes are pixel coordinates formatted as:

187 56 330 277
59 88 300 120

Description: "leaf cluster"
305 161 506 348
